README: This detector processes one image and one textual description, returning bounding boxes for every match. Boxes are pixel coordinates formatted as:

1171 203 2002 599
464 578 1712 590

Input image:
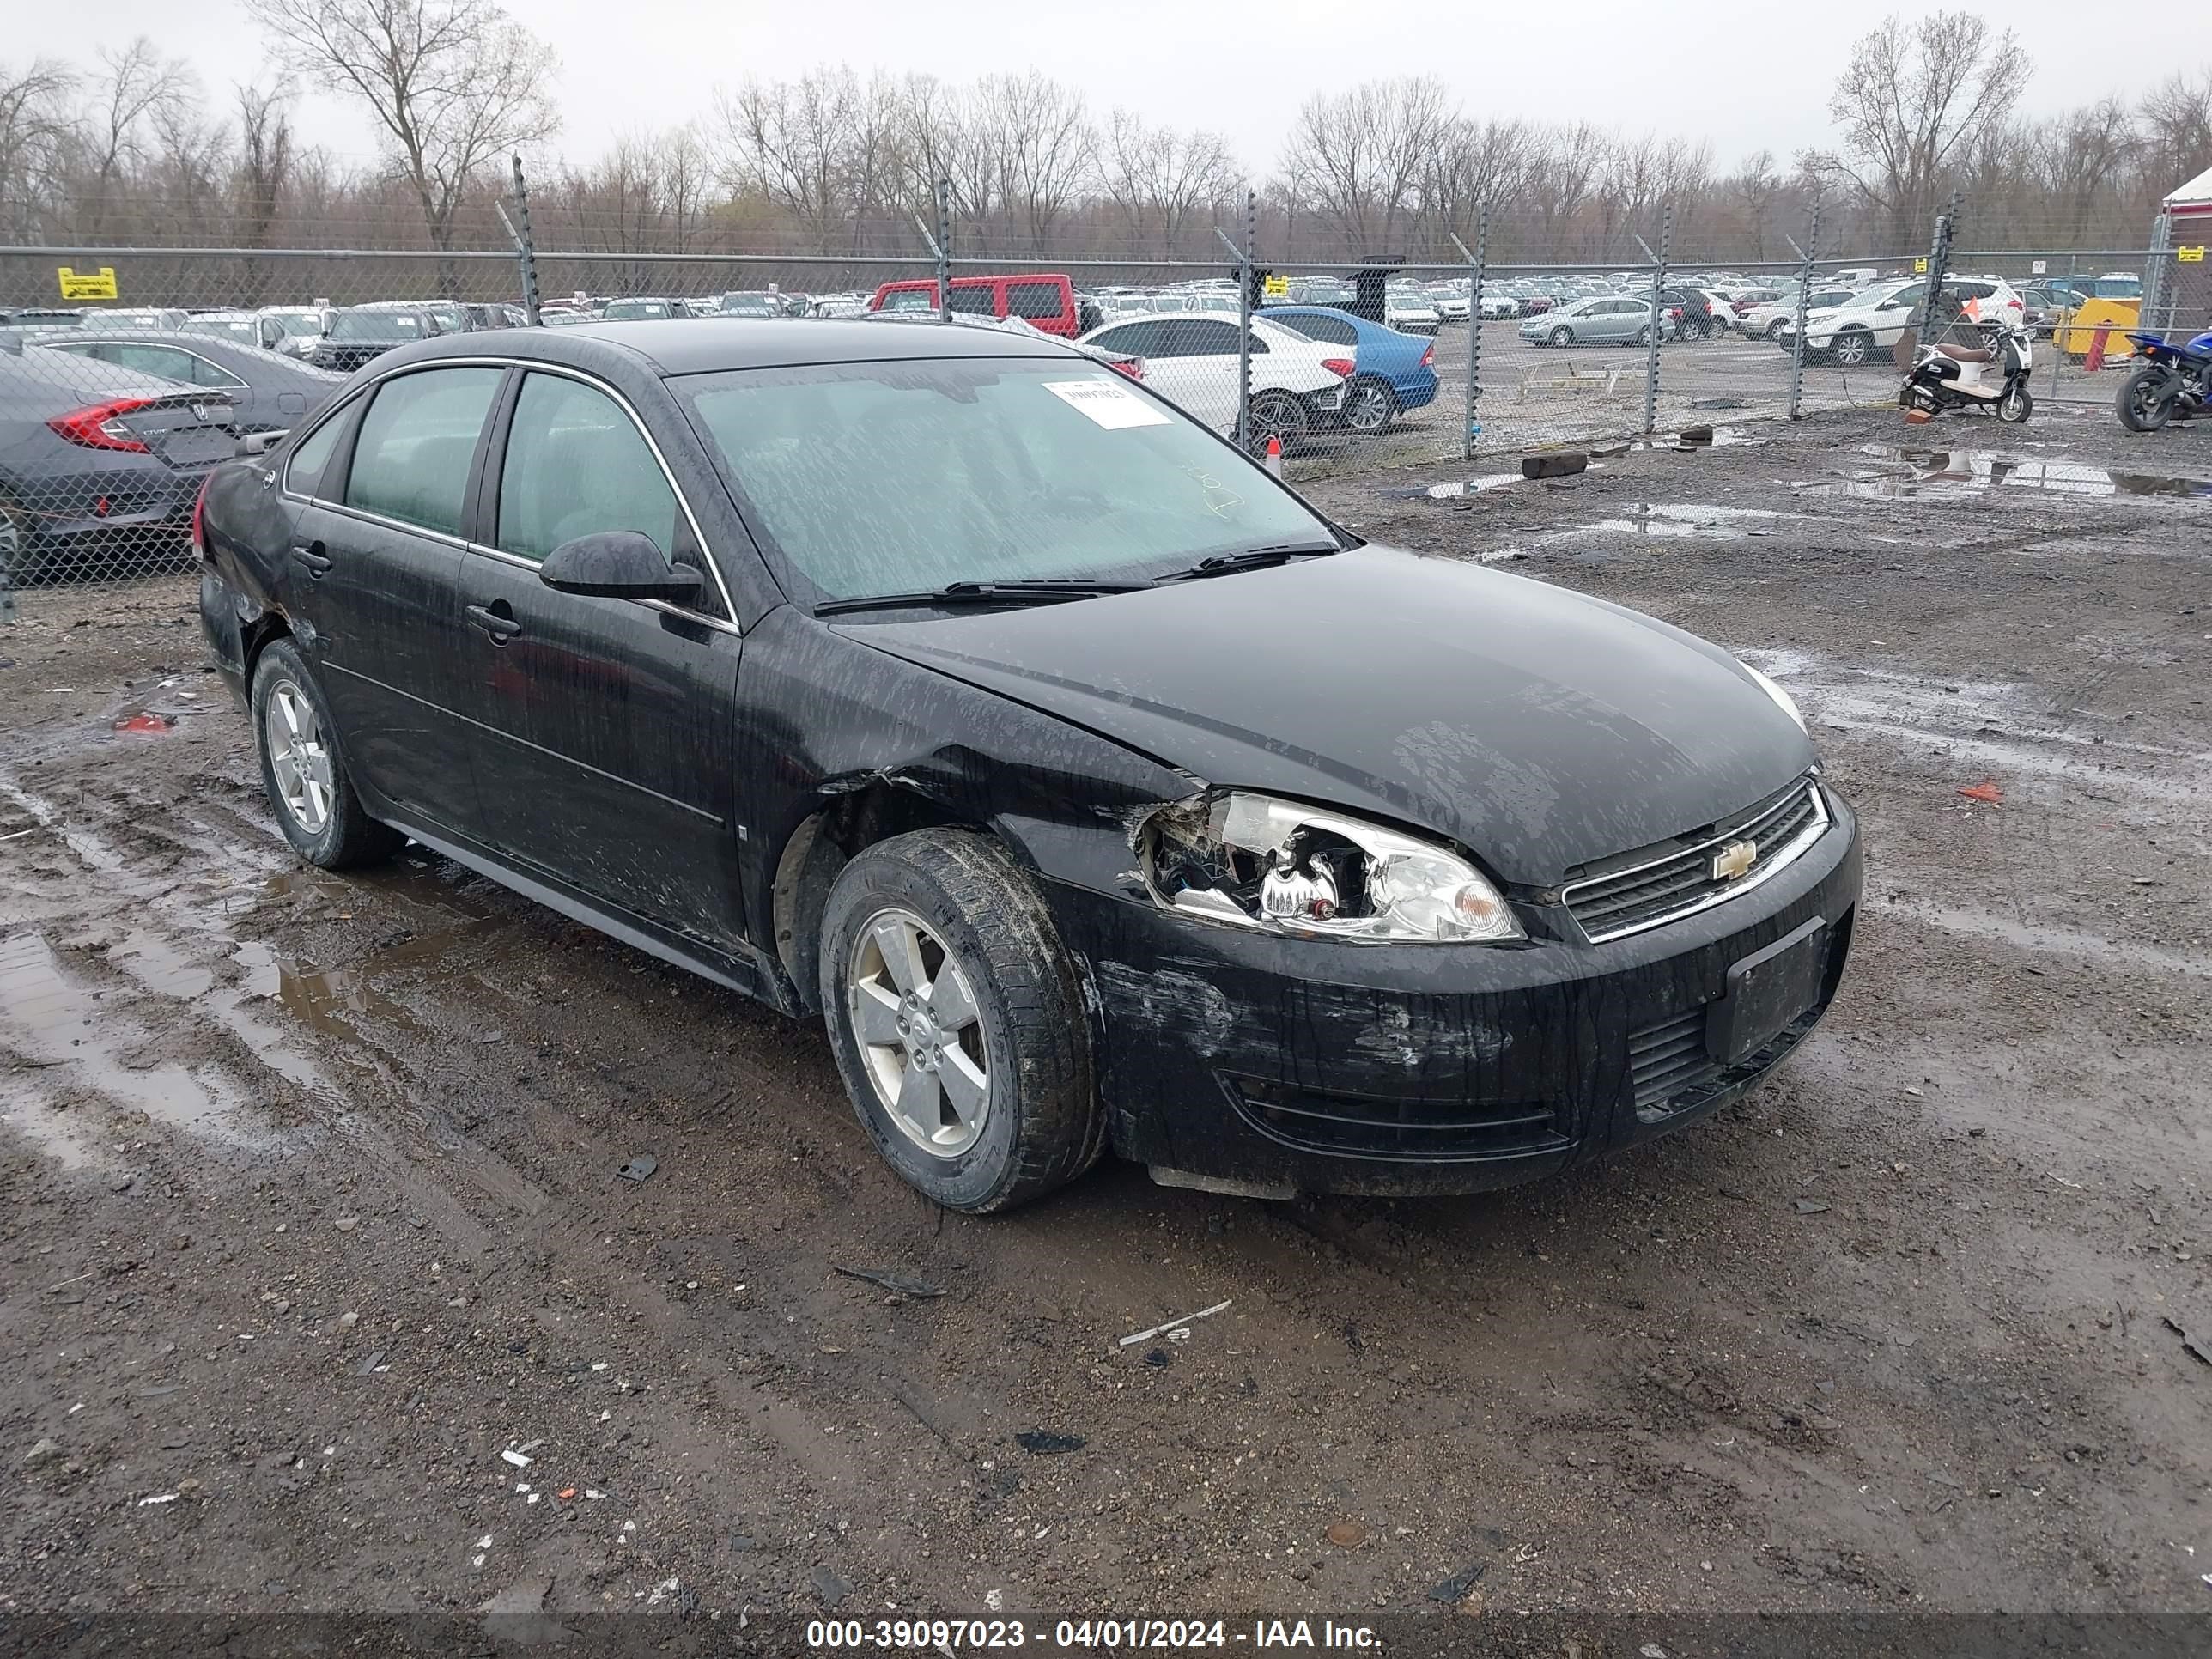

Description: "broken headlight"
1140 792 1523 944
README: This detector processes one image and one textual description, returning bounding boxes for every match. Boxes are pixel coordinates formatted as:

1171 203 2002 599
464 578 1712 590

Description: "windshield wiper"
1158 542 1342 582
814 578 1151 617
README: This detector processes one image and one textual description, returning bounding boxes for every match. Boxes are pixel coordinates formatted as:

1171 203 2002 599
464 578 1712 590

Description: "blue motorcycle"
2116 329 2212 432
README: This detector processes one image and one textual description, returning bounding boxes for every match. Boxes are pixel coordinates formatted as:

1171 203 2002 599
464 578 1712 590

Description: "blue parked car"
1260 305 1437 434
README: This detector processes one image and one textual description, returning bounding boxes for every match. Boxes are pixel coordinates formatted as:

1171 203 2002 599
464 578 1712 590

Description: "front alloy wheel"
1832 330 1872 367
848 908 990 1158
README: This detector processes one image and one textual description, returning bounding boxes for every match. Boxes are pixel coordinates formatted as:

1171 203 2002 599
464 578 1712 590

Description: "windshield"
678 357 1334 605
331 310 424 339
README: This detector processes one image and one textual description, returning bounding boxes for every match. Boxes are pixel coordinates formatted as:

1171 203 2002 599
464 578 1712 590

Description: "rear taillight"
49 396 158 453
1321 357 1355 378
190 476 211 560
1668 307 1683 320
1420 343 1435 368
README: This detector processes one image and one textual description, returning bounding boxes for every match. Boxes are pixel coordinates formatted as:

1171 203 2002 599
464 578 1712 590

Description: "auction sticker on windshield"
1043 378 1172 429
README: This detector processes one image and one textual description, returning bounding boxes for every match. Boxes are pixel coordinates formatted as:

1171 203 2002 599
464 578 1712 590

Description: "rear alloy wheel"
1832 330 1873 368
1682 318 1707 342
1765 318 1790 340
2115 366 2173 433
1635 325 1654 347
1246 391 1309 455
820 830 1103 1213
251 639 403 870
1549 325 1574 349
1341 377 1396 434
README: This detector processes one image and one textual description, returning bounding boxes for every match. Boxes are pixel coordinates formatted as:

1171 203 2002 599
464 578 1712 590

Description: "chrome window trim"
52 338 246 391
1565 782 1832 946
281 353 741 629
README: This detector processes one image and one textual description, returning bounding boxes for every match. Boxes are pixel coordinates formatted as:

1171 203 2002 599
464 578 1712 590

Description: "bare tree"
1097 109 1238 257
1279 76 1454 257
2141 70 2212 191
76 38 198 237
244 0 559 267
1523 122 1608 258
1808 10 2029 248
0 58 76 240
231 84 293 302
971 73 1094 251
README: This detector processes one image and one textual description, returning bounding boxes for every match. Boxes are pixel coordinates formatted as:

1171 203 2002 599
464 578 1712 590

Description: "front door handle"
466 601 521 644
289 542 331 578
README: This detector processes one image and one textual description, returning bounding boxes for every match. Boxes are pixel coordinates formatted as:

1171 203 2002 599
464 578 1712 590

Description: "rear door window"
946 285 996 316
284 410 348 499
344 367 502 537
1007 281 1065 320
1288 313 1357 346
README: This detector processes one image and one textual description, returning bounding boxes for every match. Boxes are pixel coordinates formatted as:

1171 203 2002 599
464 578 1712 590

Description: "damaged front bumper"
1045 793 1860 1199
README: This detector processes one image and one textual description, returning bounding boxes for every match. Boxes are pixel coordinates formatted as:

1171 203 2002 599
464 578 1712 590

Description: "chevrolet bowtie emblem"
1711 839 1759 882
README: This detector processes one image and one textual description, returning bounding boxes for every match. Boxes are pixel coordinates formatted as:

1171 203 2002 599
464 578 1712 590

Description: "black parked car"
1657 287 1719 341
38 332 344 434
1 348 236 582
309 306 447 373
196 319 1861 1212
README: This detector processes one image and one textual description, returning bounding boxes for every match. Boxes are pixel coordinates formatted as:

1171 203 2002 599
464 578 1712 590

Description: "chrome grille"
1564 780 1828 944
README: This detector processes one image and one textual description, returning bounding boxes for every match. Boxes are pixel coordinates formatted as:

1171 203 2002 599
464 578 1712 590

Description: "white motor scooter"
1899 321 2033 424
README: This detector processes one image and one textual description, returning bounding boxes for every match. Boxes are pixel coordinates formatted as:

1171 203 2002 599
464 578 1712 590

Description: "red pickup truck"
868 273 1097 337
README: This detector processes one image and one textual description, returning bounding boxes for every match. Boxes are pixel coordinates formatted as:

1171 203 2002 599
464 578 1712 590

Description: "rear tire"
2116 366 2173 432
250 639 404 871
1341 377 1395 434
1765 318 1789 340
819 830 1103 1214
1549 326 1573 349
1246 391 1309 455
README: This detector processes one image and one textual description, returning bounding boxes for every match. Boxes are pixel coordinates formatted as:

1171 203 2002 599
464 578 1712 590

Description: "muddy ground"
3 403 2209 1644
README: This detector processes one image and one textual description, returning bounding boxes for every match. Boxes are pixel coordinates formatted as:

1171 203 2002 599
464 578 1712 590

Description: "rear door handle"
466 602 521 644
289 542 331 578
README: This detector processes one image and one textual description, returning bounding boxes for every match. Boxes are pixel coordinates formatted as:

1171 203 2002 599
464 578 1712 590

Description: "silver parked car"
1518 295 1672 348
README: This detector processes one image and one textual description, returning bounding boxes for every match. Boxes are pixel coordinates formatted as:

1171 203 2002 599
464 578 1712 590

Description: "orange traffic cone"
2084 327 2108 373
1264 434 1283 477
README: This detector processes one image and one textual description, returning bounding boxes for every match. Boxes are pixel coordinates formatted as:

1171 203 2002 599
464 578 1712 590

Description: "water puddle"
0 931 278 1151
233 939 433 1050
1560 503 1784 541
1793 447 2212 500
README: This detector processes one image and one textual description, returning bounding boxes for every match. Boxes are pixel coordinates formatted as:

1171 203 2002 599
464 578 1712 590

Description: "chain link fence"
3 194 2200 606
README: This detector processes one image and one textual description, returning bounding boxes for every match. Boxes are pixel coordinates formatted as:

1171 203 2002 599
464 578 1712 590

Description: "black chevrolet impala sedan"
196 319 1860 1212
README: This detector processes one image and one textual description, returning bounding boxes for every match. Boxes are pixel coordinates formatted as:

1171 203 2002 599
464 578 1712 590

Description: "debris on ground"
1325 1521 1367 1549
2166 1316 2212 1368
1793 1199 1831 1214
500 1449 532 1469
1117 1298 1232 1348
355 1349 386 1376
1428 1562 1486 1603
811 1565 854 1606
1015 1431 1085 1455
1958 781 2004 805
832 1265 945 1297
1143 1349 1171 1368
112 712 171 734
25 1438 61 1466
1522 453 1588 479
616 1156 658 1183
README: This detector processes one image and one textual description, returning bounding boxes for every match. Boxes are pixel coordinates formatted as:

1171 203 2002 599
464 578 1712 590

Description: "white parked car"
1477 291 1521 319
1739 286 1859 342
1778 275 2026 367
1383 290 1442 335
1425 286 1472 323
1078 311 1351 450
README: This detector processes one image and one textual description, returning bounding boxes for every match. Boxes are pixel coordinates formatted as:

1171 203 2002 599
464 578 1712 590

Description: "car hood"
839 547 1812 885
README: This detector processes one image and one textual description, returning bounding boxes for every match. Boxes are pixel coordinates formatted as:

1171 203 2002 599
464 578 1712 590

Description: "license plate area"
1706 916 1827 1065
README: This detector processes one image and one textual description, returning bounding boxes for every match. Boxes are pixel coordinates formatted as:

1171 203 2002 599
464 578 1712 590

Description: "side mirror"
539 531 702 604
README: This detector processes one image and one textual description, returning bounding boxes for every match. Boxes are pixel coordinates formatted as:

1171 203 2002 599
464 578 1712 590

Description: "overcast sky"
16 0 2212 179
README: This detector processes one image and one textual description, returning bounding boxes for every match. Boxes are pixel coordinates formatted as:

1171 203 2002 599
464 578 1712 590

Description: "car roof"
389 317 1085 377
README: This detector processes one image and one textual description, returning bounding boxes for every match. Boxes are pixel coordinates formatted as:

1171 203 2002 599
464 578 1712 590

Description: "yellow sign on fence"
2179 246 2207 264
58 266 118 301
1912 258 1929 274
1261 275 1290 298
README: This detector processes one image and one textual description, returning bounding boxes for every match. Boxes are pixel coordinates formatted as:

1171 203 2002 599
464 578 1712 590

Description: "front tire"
1998 384 2033 424
1765 318 1790 341
250 639 403 870
2116 366 2173 432
1549 325 1573 349
819 830 1103 1214
1832 330 1873 368
1635 325 1654 347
